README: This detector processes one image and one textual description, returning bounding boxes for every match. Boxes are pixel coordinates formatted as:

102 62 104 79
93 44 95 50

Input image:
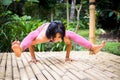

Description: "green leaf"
27 0 39 3
2 0 12 5
117 13 120 20
108 11 114 17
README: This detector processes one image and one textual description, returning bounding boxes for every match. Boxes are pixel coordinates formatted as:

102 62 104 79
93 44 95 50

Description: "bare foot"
90 41 106 55
11 41 22 57
28 59 40 64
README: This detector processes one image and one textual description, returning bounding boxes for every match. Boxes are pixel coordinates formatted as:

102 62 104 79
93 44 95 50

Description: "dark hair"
46 21 65 41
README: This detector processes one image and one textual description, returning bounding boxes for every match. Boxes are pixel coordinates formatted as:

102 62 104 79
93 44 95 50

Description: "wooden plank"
42 64 62 80
84 61 120 80
30 63 47 80
46 57 71 76
36 53 65 80
103 71 119 78
12 67 20 80
37 58 66 80
12 53 20 80
49 64 64 76
51 62 67 73
85 68 113 80
0 53 7 66
91 68 113 80
71 61 92 71
108 67 120 77
5 53 12 80
47 57 69 73
68 69 86 80
85 69 106 80
86 61 114 72
46 57 84 80
65 71 79 80
21 53 37 80
42 70 55 80
36 62 45 70
69 69 97 80
16 56 29 80
23 52 47 80
78 71 97 80
0 53 3 63
0 53 7 80
0 67 5 80
106 60 120 70
0 51 120 80
62 76 71 80
96 61 120 76
85 59 120 79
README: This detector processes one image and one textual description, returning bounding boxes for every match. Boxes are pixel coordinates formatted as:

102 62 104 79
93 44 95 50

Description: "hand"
28 58 40 64
65 58 76 62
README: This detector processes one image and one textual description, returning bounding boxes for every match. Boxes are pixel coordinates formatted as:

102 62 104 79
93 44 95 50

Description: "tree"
75 0 83 33
70 0 76 22
66 0 69 27
89 0 96 43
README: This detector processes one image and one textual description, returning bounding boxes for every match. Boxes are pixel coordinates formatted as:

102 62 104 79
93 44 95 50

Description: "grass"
78 29 89 37
103 41 120 55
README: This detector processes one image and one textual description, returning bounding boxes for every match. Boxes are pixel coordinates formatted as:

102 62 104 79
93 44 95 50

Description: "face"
52 33 62 43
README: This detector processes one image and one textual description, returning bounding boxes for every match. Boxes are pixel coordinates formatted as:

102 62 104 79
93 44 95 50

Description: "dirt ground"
99 32 120 42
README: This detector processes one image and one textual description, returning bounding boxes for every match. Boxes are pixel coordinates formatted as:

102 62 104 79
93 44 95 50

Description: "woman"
12 21 105 63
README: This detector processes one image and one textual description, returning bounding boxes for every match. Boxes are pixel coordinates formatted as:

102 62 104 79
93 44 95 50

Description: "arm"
29 45 36 59
64 37 72 61
28 45 40 63
65 43 72 61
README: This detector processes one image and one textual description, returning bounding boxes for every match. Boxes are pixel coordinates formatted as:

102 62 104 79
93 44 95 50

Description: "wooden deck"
0 51 120 80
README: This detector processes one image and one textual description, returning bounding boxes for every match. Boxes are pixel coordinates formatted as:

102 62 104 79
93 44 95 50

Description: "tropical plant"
0 14 44 52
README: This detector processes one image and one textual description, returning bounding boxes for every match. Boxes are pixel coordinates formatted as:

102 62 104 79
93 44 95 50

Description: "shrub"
103 41 120 55
0 14 45 52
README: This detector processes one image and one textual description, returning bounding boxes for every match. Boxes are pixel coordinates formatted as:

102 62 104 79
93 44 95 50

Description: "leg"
20 31 40 50
12 30 39 57
12 24 45 57
90 41 106 54
20 23 46 50
66 31 92 49
28 45 40 63
66 31 106 54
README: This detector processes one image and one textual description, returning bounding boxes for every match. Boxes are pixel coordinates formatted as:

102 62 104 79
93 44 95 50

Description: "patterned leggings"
20 25 92 51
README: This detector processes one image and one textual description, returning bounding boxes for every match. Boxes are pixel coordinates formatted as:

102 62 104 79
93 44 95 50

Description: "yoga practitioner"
12 21 105 63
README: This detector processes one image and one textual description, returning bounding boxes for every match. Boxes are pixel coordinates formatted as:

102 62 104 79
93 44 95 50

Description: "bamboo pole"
89 0 96 43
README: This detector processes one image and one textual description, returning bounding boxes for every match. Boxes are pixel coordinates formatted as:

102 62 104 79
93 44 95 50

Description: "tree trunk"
66 0 69 27
73 1 82 50
75 0 82 33
70 0 76 22
89 0 96 43
75 9 80 33
51 10 53 22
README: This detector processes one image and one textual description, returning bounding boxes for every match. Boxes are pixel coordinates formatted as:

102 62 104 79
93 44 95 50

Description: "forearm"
66 43 72 59
29 45 36 59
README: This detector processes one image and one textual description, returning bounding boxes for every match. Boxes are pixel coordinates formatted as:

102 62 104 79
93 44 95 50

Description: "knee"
29 31 39 38
29 31 37 35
